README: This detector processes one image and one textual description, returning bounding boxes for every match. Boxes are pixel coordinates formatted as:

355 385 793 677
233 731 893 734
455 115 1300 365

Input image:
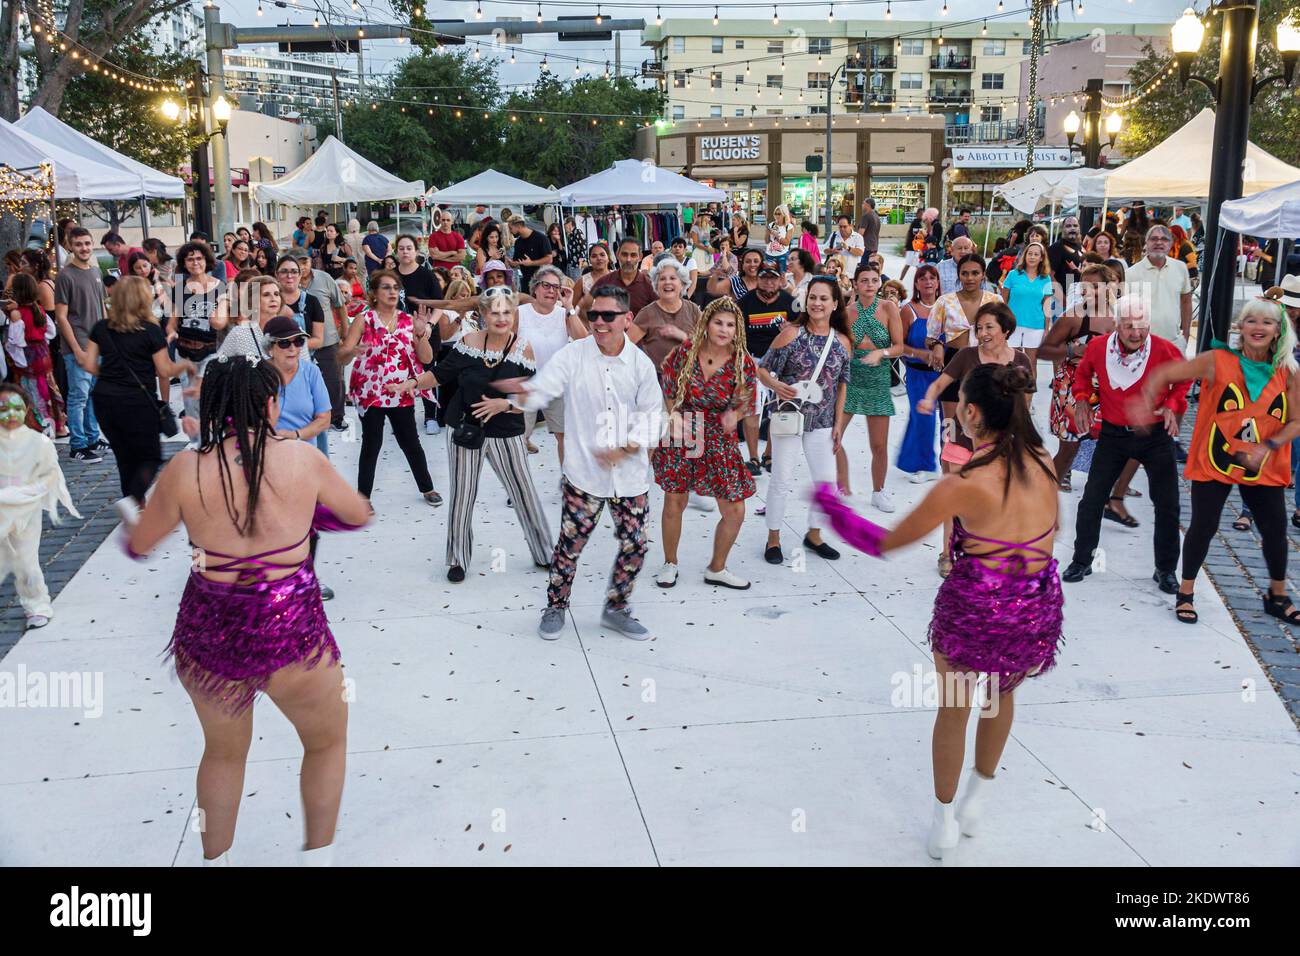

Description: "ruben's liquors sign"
698 135 763 162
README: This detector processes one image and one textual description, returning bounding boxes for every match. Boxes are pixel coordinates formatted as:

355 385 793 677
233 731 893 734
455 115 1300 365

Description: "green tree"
499 75 664 186
1120 0 1300 166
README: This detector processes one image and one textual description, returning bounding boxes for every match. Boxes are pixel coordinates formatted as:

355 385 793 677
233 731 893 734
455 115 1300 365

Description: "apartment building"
222 49 359 121
641 18 1169 146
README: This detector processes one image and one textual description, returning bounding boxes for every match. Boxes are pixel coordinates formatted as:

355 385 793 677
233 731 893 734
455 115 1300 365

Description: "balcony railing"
929 89 971 105
943 120 1045 145
929 54 973 70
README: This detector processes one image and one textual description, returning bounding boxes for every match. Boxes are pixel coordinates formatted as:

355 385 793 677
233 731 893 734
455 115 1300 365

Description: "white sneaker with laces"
872 489 896 513
655 562 679 588
909 470 938 484
703 567 750 590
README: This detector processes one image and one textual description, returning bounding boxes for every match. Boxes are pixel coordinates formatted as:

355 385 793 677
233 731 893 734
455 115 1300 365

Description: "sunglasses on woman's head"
482 285 513 298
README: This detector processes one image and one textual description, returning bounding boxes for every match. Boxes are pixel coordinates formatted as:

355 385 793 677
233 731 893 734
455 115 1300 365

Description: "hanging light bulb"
713 6 719 26
827 3 834 23
655 6 662 26
595 5 602 26
604 60 610 79
772 6 780 26
414 6 421 16
313 14 319 27
942 1 948 15
885 1 892 19
350 0 356 9
510 50 516 63
997 0 1003 10
475 1 482 19
938 32 944 46
781 57 786 71
575 61 581 74
1076 1 1084 12
256 1 263 15
536 3 543 25
982 19 987 35
540 54 549 72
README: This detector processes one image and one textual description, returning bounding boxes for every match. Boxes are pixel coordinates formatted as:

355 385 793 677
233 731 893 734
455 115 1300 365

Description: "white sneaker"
25 614 50 629
909 470 938 484
703 567 750 590
688 493 716 512
655 562 679 588
114 496 140 526
871 489 896 513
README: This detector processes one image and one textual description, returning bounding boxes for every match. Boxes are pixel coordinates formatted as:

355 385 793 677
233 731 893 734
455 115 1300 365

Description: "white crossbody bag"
769 329 835 439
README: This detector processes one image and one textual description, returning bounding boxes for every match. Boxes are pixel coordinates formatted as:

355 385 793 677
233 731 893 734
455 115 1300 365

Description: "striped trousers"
445 433 553 571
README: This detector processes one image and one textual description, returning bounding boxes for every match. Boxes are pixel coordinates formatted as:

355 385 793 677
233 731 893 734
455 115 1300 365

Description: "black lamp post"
1171 3 1300 351
1063 78 1122 233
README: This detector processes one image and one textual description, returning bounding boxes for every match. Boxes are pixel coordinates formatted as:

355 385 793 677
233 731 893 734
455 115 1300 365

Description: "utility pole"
190 61 214 240
615 32 621 77
204 3 235 240
356 45 365 105
1079 78 1103 234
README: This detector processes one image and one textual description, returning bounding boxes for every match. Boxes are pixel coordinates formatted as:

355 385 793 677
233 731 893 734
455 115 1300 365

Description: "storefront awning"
780 162 858 177
870 165 935 175
689 165 767 180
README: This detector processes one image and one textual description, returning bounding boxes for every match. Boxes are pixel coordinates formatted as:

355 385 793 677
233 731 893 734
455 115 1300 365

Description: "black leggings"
1182 480 1288 583
93 388 163 504
357 405 434 499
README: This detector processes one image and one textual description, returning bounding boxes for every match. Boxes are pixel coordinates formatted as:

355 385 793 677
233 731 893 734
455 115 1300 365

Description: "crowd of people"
2 193 1299 867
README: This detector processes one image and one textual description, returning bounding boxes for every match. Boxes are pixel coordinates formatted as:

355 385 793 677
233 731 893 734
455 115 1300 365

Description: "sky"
210 0 1194 87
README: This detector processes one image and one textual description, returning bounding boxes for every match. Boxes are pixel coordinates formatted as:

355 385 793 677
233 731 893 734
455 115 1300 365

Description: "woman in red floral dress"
337 269 443 506
652 297 757 591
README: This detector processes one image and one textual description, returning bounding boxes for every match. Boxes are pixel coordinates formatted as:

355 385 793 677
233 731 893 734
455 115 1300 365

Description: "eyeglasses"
374 283 401 292
273 337 308 349
276 269 299 277
534 281 561 292
588 310 624 324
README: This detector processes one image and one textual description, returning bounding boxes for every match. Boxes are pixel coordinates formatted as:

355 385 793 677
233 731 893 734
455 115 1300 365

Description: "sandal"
1103 496 1140 528
1175 592 1198 624
761 454 773 473
1058 476 1072 492
1291 511 1300 530
1232 512 1253 532
746 457 762 477
1263 593 1300 624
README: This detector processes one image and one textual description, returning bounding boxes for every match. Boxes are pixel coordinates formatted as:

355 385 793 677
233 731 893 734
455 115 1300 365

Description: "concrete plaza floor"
1 359 1297 867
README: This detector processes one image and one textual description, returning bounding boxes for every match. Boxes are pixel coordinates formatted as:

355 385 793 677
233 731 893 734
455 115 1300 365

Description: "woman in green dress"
838 261 905 513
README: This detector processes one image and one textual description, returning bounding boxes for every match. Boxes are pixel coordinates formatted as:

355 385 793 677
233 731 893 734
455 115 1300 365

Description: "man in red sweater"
1062 296 1191 592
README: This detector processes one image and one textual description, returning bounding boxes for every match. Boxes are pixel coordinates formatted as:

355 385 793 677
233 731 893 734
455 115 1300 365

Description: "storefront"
637 115 945 239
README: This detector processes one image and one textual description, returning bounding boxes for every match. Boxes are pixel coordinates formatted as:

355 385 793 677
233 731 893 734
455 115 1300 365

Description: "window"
672 37 685 54
710 105 722 118
807 72 830 89
980 105 1002 123
1022 39 1035 55
982 39 1006 56
735 108 745 116
901 39 925 56
712 37 723 54
735 74 745 85
736 39 745 49
809 38 831 54
711 71 722 89
766 108 784 116
981 73 1004 90
899 73 923 90
766 75 783 88
673 71 686 89
809 105 828 115
768 40 783 53
672 105 685 120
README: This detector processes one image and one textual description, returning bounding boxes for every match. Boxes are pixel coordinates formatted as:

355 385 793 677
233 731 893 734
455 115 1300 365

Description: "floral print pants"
546 480 648 611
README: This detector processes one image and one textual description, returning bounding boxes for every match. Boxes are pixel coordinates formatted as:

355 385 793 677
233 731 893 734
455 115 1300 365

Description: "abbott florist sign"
951 147 1078 169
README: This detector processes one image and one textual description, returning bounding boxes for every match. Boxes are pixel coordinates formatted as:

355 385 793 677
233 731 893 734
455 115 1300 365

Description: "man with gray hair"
631 256 701 369
937 235 994 295
1061 295 1192 593
1124 224 1193 350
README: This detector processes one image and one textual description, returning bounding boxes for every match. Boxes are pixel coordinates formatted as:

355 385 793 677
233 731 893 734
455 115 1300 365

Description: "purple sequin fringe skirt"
165 566 339 716
928 555 1064 693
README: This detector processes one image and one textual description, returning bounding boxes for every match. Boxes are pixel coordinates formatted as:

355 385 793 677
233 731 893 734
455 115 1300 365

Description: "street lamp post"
1062 78 1121 233
161 67 231 242
823 59 851 240
1171 3 1300 350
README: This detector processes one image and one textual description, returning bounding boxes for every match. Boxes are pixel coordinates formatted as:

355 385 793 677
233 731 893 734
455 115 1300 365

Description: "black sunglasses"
588 310 624 323
273 337 308 349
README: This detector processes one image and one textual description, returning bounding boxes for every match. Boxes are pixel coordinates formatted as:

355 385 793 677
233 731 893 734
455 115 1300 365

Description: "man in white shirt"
1124 224 1193 351
516 265 587 458
668 236 699 297
826 215 865 276
506 285 662 643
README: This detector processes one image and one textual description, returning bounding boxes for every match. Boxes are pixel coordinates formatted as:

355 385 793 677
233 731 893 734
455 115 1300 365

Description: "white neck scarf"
1105 331 1151 392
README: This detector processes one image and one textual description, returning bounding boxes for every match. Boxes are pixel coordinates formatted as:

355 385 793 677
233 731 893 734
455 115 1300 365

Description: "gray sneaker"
538 607 566 641
600 607 651 641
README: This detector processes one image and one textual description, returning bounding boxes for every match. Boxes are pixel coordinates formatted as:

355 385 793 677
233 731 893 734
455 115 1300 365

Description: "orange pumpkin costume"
1185 350 1292 486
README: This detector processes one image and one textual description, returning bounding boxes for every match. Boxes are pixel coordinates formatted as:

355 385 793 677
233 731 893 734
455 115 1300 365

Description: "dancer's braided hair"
197 354 280 536
959 363 1056 498
668 297 750 414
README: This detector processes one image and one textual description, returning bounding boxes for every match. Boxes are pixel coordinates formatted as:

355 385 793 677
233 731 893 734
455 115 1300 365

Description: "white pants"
766 427 837 532
0 511 51 618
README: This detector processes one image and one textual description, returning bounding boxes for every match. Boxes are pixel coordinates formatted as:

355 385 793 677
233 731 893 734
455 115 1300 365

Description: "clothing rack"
569 205 686 248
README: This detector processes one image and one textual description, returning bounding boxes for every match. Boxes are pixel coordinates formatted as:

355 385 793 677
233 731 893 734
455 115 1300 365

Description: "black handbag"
451 334 514 451
106 330 179 437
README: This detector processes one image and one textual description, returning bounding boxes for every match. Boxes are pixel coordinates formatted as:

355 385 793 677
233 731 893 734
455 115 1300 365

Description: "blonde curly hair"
667 297 751 414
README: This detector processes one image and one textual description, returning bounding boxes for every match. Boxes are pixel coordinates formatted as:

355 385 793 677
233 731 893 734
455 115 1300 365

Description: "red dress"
652 344 757 501
347 308 434 410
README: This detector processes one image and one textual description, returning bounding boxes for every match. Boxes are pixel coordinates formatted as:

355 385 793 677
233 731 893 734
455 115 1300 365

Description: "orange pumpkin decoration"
1186 350 1291 485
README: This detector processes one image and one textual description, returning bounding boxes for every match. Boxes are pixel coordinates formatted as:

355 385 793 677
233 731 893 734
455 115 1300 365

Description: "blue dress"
898 304 940 474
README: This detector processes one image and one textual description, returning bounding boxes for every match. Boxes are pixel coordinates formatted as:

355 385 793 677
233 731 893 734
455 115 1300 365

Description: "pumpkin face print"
1204 379 1287 482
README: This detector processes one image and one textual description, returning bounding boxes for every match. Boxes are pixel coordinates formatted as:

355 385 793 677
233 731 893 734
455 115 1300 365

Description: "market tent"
14 106 185 199
0 117 147 200
427 169 555 207
993 168 1086 215
1079 109 1300 206
1218 179 1300 238
557 159 726 206
251 135 425 204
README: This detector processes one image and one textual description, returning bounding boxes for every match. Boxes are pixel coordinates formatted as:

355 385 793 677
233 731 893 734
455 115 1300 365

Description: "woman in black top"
80 277 192 504
402 288 552 582
729 214 751 252
392 234 445 431
548 223 569 275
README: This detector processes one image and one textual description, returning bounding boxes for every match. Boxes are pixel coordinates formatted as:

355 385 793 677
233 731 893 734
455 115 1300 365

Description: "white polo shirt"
1125 256 1192 348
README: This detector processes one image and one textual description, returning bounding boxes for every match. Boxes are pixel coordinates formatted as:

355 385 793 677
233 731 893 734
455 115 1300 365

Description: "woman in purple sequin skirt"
124 354 372 866
814 362 1063 862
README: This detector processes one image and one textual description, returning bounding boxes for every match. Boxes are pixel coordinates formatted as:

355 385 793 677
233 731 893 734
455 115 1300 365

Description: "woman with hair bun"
815 361 1062 863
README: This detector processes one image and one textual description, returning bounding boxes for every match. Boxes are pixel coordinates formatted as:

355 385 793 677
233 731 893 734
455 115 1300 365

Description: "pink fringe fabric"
812 483 887 557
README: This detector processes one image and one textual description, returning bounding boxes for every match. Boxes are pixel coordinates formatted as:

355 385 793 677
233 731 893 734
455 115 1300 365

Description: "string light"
982 19 987 35
772 6 780 25
885 1 891 18
942 1 948 15
712 6 719 25
256 1 263 15
656 6 662 26
536 3 543 25
475 1 482 19
595 4 602 26
827 3 834 23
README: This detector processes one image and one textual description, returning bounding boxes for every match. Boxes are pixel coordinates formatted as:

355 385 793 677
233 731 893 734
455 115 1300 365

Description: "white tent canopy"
1079 109 1300 206
0 117 148 200
14 106 185 199
428 169 555 206
1218 180 1300 238
558 159 726 206
251 135 425 204
992 168 1086 215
